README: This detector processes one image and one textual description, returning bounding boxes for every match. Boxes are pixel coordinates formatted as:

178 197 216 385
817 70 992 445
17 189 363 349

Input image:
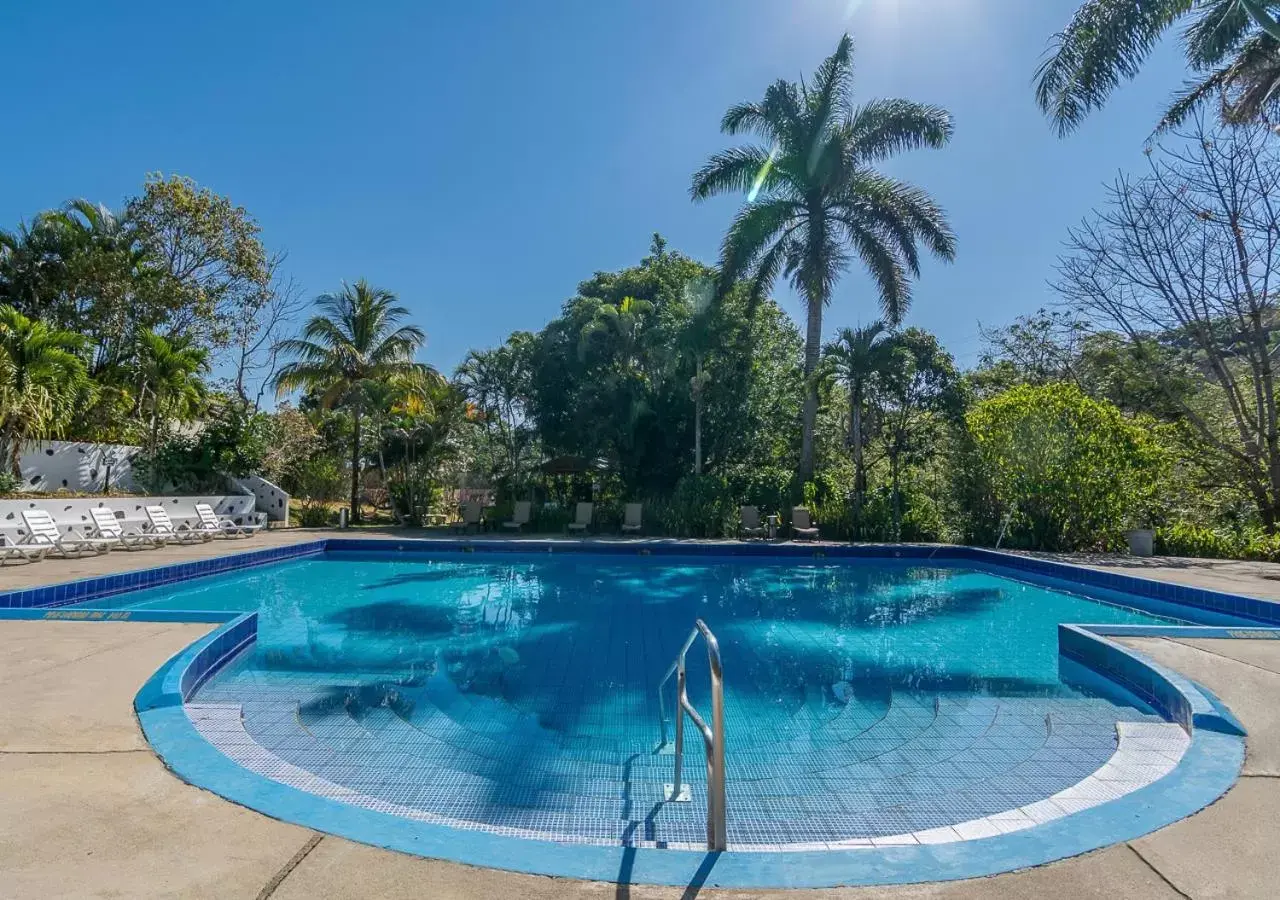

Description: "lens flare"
747 143 779 203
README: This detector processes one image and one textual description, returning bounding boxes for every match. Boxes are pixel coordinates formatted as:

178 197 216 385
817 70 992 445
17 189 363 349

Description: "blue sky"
0 0 1187 376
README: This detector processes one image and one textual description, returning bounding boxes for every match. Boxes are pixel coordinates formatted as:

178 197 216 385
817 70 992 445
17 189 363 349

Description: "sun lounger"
792 506 820 541
145 505 208 544
621 503 643 534
195 503 263 539
503 501 532 532
19 508 111 558
452 502 483 533
567 502 593 534
739 506 767 539
88 506 159 551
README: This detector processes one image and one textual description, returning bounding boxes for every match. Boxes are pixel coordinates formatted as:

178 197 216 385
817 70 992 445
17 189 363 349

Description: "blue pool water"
119 552 1183 846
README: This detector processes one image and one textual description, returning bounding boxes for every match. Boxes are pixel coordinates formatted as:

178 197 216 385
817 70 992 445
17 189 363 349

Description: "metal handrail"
656 618 727 851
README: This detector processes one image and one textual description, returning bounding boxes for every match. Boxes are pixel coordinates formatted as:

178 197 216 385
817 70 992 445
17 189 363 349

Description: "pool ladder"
656 619 727 851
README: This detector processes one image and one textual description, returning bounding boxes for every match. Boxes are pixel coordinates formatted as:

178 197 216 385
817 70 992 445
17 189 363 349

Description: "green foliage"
967 382 1167 551
655 475 738 538
294 503 336 528
693 34 956 482
1155 522 1244 560
0 305 93 475
274 279 438 522
1036 0 1280 134
0 469 22 494
133 402 270 493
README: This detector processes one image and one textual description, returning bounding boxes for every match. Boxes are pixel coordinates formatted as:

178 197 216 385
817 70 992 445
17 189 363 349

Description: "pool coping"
48 536 1236 887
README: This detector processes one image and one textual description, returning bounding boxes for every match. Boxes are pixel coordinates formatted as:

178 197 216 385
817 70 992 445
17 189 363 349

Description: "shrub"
294 503 335 528
0 469 22 495
1154 522 1243 559
658 474 737 538
967 383 1167 551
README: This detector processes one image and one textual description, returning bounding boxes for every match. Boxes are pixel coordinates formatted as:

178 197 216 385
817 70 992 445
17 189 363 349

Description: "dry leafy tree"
1056 115 1280 529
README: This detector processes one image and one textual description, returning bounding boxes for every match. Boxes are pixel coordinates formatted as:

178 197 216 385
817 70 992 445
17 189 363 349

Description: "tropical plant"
134 330 209 451
823 321 893 529
967 382 1167 551
0 305 92 477
273 280 437 522
692 34 956 484
1036 0 1280 134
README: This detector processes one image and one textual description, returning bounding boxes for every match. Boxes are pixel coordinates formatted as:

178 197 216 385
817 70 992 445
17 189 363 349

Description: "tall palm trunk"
349 404 362 524
799 296 824 484
851 384 866 538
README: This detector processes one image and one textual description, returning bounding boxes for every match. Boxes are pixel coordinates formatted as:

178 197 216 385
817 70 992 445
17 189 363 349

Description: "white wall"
18 441 142 493
231 474 290 522
13 440 291 522
0 495 259 545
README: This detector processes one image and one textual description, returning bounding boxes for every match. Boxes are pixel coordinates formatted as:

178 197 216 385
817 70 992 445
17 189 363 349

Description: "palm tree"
692 34 955 484
273 280 437 523
824 321 893 531
1036 0 1280 134
0 305 92 477
135 331 209 452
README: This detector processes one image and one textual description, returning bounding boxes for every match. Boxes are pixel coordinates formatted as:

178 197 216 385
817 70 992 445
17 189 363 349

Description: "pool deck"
1 532 1278 897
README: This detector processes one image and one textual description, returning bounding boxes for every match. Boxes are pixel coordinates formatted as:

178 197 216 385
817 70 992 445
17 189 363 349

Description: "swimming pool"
98 544 1241 865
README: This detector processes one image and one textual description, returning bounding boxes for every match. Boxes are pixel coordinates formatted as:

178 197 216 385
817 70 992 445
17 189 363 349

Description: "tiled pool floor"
193 660 1176 848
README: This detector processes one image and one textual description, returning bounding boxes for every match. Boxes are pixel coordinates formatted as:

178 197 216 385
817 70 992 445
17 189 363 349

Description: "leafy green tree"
126 174 272 348
1036 0 1280 134
967 382 1166 551
874 328 963 538
134 330 209 452
824 321 893 525
0 305 93 476
692 34 956 484
456 331 538 491
273 280 436 522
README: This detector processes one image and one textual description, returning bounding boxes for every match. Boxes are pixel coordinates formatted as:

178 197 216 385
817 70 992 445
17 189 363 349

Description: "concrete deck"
1 539 1278 897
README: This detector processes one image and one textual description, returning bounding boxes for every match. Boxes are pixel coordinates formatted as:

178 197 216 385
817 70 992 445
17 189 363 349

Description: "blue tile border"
134 612 1246 888
6 537 1280 630
0 540 326 614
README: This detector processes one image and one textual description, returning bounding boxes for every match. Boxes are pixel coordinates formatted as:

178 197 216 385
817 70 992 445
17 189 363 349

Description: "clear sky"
0 0 1187 375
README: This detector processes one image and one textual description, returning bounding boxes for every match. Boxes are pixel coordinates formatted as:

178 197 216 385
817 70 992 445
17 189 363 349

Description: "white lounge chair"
88 507 159 551
19 509 111 558
1 538 46 564
503 501 532 532
452 502 483 534
739 506 767 539
195 503 263 539
567 502 593 534
621 503 643 534
145 505 208 544
792 507 820 541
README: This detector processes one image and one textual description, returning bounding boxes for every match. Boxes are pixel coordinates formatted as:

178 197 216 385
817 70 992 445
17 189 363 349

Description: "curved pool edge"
133 615 1247 889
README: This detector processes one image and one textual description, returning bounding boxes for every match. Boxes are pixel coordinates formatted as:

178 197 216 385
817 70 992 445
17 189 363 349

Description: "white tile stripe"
186 704 1188 852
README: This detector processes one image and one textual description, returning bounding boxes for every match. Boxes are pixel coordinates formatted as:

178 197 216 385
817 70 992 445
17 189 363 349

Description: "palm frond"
1035 0 1194 135
847 99 953 162
691 146 779 201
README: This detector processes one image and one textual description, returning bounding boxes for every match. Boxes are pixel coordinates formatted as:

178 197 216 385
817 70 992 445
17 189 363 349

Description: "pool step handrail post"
657 618 727 851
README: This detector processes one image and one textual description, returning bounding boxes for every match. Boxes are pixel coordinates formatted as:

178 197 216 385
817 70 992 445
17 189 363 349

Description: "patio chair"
195 503 263 539
19 509 111 558
0 537 47 564
503 501 532 532
621 502 643 534
792 507 820 541
452 502 483 534
88 507 159 551
739 506 767 539
567 502 593 534
145 505 208 545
